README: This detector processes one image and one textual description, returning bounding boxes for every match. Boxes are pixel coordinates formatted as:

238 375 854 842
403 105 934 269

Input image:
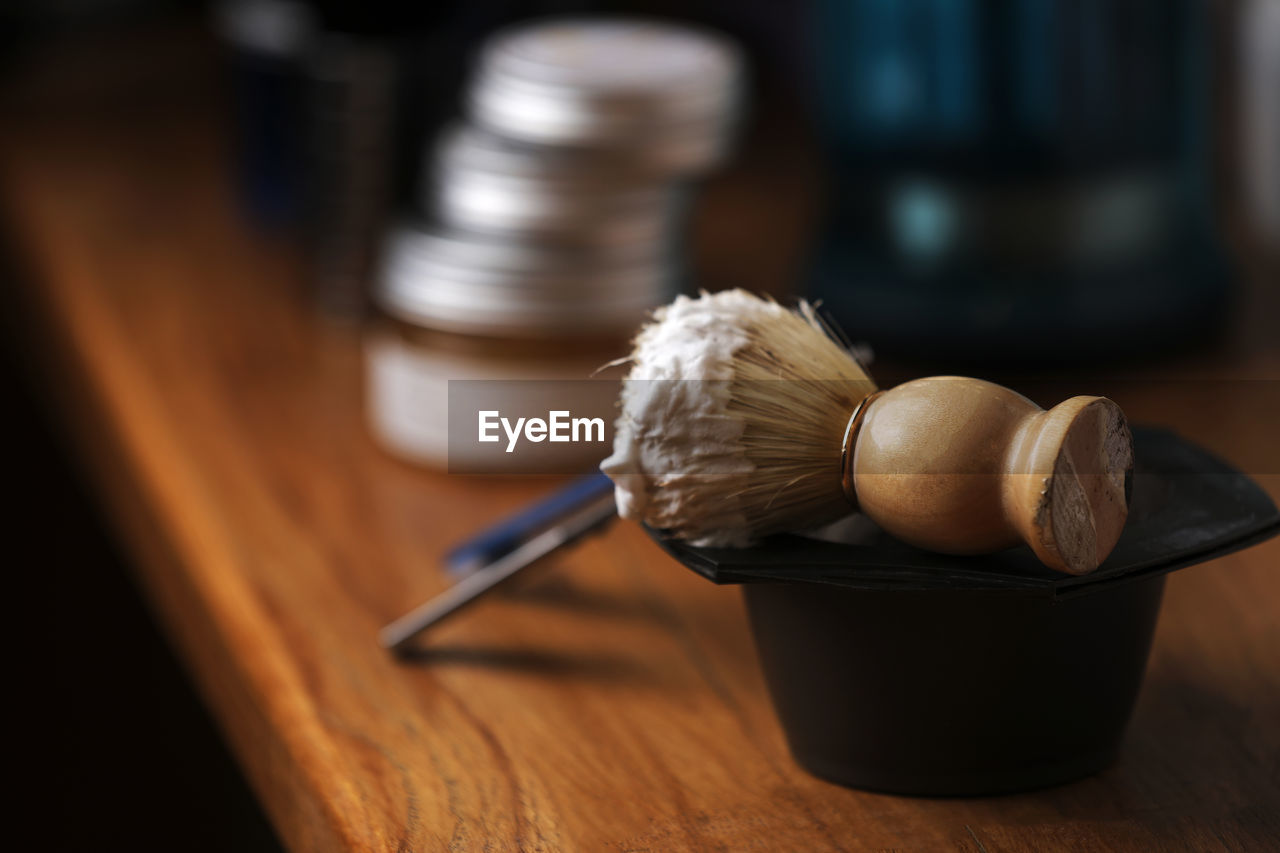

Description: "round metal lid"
434 124 648 184
378 224 672 337
433 171 678 247
468 18 743 172
429 126 682 247
479 18 739 100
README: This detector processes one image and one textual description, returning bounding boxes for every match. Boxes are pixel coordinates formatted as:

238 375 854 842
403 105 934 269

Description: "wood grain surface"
2 36 1278 853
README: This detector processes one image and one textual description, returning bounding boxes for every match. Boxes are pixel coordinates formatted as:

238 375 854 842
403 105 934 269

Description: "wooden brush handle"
849 377 1133 575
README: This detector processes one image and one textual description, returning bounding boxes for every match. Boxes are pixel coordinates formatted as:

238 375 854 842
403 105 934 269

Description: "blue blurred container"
806 0 1229 364
218 0 314 229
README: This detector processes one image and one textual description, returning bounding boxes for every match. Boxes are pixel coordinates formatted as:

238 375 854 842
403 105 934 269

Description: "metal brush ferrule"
840 391 882 506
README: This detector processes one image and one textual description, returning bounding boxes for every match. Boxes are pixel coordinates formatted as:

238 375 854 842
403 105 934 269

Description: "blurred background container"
364 16 743 471
1 0 1274 432
806 0 1235 365
1238 0 1280 256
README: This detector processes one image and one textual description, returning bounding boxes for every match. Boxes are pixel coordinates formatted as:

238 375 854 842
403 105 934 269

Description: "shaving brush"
601 290 1133 575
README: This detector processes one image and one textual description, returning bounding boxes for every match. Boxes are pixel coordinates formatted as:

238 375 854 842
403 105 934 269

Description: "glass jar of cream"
365 224 663 471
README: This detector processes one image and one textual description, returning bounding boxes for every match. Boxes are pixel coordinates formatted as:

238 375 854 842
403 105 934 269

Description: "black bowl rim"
648 426 1280 599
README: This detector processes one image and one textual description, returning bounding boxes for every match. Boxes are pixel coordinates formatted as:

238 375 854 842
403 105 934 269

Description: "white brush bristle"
601 289 875 546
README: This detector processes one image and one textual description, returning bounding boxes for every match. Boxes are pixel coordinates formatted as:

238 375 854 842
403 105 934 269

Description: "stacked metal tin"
368 19 742 469
379 18 744 341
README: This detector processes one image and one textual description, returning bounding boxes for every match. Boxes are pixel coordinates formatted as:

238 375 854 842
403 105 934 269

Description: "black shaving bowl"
652 428 1279 796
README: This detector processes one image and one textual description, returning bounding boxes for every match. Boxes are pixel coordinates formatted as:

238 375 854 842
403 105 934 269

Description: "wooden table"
3 36 1278 853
